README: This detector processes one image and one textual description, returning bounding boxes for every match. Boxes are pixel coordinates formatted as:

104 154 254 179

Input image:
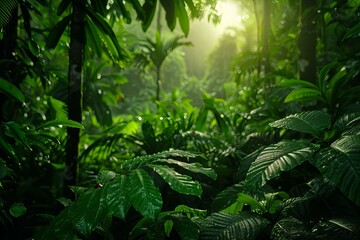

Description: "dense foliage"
1 0 360 239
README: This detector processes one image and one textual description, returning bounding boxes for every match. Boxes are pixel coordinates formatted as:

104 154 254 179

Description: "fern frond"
245 140 319 188
0 0 18 29
200 212 269 240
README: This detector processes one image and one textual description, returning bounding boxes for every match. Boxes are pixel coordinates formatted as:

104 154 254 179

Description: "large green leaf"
154 158 217 180
106 175 131 220
170 214 201 240
70 188 108 236
149 164 202 197
284 88 322 103
246 140 319 188
46 15 71 49
310 135 360 206
122 149 200 169
270 110 331 136
175 0 189 36
129 169 163 219
199 212 269 240
0 77 25 103
271 216 310 240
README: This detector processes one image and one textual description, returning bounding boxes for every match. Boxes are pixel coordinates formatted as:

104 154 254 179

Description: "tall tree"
298 0 317 83
64 0 86 188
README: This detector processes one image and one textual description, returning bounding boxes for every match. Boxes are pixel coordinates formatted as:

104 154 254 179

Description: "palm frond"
0 0 18 29
200 212 269 240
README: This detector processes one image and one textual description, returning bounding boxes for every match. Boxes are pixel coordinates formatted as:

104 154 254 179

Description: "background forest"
1 0 360 239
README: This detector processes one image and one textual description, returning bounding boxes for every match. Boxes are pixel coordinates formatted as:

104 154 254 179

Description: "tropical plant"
35 149 216 239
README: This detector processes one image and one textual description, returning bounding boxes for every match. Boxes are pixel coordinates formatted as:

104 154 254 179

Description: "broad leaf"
149 164 203 197
175 0 189 36
270 110 331 136
284 88 322 103
171 214 201 240
106 175 131 220
70 188 108 236
271 217 310 240
246 140 319 188
129 169 163 219
311 135 360 206
221 193 265 214
9 202 27 217
46 15 71 48
200 212 269 240
154 158 217 180
0 77 25 103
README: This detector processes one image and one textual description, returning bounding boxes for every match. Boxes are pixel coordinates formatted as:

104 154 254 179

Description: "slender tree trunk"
253 0 261 78
262 0 271 86
298 0 317 83
65 0 85 191
0 8 18 122
156 66 161 102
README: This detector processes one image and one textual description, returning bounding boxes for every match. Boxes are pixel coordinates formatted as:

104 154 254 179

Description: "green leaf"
141 0 157 31
160 0 176 30
343 22 360 40
37 120 84 130
310 135 360 206
28 39 39 56
106 175 131 220
57 0 71 16
200 212 269 240
284 88 322 103
69 188 108 236
270 110 331 136
0 77 25 103
278 79 318 89
171 214 201 240
85 19 103 58
221 193 265 214
129 169 163 219
46 15 71 49
9 202 27 217
86 10 124 60
246 140 319 188
164 220 174 237
154 158 217 180
149 164 203 197
175 0 189 36
271 217 310 239
6 121 31 150
97 169 116 184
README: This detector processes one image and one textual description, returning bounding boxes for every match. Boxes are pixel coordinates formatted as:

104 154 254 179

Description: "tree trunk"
298 0 317 83
0 7 18 122
262 0 271 91
65 0 85 191
156 66 161 102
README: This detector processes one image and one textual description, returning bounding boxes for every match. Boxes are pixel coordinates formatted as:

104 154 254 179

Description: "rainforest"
1 0 360 239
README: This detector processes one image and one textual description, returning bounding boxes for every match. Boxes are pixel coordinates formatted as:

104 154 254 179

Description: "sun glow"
216 1 242 33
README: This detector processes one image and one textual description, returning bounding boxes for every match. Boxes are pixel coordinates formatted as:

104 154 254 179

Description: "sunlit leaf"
175 0 189 36
149 164 203 196
284 88 322 103
154 158 217 180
